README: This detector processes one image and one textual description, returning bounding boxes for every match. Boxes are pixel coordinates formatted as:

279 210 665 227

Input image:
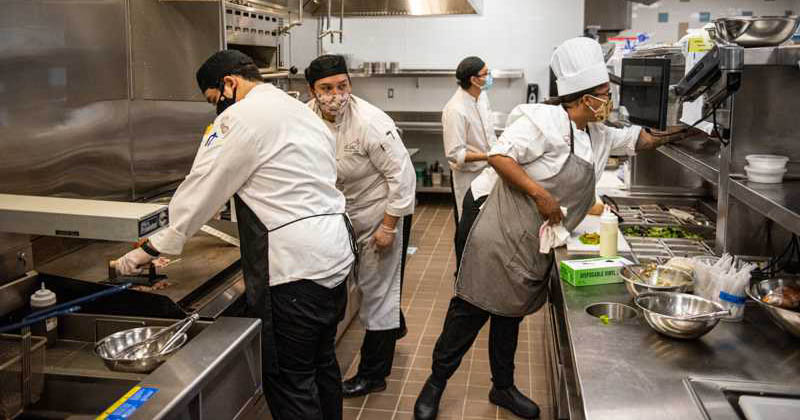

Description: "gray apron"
455 121 596 317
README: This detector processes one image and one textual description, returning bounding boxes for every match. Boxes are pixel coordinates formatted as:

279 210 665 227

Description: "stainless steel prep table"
548 247 800 420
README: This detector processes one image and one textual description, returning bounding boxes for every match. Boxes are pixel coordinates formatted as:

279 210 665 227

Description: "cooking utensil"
713 16 800 47
620 265 693 298
635 292 726 339
158 314 199 355
388 61 400 73
679 309 731 321
95 326 188 373
745 278 800 337
371 61 386 74
106 261 166 286
113 314 197 360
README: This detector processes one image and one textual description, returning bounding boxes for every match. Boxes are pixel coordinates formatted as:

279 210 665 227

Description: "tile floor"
336 200 553 420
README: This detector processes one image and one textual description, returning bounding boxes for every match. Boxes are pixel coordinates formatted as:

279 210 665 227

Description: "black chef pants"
430 296 523 389
264 279 348 420
455 189 487 273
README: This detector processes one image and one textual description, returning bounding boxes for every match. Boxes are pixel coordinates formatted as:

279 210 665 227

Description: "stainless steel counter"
549 247 800 420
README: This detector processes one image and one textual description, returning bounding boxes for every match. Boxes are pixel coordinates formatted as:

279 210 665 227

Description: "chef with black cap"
305 55 416 398
442 56 497 223
112 50 356 420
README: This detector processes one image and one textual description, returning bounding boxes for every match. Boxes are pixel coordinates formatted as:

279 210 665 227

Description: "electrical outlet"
388 88 394 99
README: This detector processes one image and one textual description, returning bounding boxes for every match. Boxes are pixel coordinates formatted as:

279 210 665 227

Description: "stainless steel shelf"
290 69 524 79
657 142 721 185
417 186 451 194
729 179 800 236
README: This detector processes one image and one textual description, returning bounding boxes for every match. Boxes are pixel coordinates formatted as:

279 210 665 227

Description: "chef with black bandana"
112 50 356 420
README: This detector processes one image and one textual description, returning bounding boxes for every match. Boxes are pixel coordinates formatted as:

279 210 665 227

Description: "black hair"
456 56 485 90
544 84 605 108
196 50 262 93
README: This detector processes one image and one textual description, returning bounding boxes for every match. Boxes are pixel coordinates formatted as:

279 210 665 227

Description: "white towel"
539 207 570 254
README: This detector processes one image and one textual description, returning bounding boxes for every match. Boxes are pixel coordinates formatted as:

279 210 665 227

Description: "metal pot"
388 62 400 73
371 61 387 74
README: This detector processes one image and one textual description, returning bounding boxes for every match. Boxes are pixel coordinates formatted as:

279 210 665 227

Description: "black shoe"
342 376 386 398
414 378 445 420
489 385 540 419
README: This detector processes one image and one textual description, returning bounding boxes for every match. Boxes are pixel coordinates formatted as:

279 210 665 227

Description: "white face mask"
316 92 350 117
585 94 612 122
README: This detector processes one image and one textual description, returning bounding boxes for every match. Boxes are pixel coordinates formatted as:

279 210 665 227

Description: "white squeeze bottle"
599 205 619 257
30 282 58 347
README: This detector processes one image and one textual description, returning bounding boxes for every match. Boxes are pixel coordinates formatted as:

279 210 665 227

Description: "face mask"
479 73 494 91
216 84 237 116
586 94 612 122
316 92 350 117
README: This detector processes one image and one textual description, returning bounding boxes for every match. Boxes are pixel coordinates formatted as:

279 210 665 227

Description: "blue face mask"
481 73 494 91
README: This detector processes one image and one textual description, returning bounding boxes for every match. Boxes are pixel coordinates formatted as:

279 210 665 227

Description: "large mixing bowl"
635 292 725 339
712 16 800 47
621 265 693 298
95 326 187 373
745 278 800 338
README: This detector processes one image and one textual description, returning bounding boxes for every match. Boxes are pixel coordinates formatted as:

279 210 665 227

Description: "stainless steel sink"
686 377 800 420
19 374 138 419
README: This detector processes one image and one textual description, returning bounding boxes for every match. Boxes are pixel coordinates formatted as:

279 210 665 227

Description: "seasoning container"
30 283 58 347
599 205 619 257
431 161 443 186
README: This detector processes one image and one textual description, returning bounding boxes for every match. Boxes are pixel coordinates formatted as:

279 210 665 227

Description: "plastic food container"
744 165 786 184
745 154 789 170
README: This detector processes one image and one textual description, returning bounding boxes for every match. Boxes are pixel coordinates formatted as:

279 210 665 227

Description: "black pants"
264 280 348 420
430 297 523 389
355 214 413 380
455 189 486 272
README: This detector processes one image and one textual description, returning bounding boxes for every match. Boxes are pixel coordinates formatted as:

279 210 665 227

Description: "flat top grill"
36 234 241 312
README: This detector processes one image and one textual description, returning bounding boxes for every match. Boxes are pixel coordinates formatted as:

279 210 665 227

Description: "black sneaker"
489 385 540 419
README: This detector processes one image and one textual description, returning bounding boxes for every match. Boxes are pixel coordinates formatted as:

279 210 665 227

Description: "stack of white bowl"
744 154 789 184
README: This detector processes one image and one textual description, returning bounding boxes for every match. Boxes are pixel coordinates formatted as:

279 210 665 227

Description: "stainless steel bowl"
620 265 693 298
745 278 800 338
95 326 187 373
713 16 800 47
635 292 725 339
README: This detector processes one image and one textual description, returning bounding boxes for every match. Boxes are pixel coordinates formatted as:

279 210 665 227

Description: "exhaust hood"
310 0 483 17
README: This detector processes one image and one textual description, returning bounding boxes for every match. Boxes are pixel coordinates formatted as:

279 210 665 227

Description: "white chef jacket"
442 87 497 172
470 104 641 198
149 83 355 287
310 95 416 219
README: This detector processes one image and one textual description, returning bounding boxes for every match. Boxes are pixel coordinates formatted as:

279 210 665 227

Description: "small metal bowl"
745 278 800 338
713 16 800 47
635 292 725 340
621 265 693 298
95 326 187 373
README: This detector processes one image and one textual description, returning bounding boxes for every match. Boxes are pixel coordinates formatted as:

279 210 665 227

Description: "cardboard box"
560 257 634 287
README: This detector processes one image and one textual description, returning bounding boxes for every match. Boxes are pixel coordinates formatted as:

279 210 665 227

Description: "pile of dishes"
744 154 789 184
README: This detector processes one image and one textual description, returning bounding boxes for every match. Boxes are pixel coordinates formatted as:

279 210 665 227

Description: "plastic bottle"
30 283 58 347
599 205 619 257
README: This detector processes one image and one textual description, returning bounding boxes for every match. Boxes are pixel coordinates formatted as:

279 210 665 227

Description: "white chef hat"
551 37 609 96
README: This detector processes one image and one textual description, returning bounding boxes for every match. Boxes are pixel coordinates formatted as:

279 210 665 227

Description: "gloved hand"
373 225 396 250
113 247 155 276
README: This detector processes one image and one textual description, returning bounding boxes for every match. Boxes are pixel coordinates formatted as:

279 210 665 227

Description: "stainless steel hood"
310 0 483 17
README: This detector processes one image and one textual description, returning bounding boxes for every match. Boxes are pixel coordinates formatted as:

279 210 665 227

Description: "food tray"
616 204 715 229
0 334 46 419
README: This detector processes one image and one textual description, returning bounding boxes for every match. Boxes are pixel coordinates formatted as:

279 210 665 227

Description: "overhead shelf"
289 69 524 80
729 179 800 236
657 143 721 185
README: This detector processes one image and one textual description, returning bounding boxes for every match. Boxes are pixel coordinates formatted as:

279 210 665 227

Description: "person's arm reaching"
635 125 708 151
114 115 261 274
443 109 486 168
